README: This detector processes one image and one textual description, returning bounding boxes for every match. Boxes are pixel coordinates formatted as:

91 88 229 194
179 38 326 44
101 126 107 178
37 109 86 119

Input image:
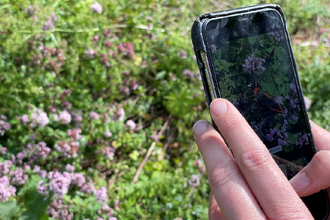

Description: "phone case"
191 4 329 219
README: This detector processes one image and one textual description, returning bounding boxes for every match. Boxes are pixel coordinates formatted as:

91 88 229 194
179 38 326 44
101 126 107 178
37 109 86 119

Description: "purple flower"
30 108 49 127
270 30 284 41
35 142 51 159
47 198 73 220
104 130 112 138
188 174 200 187
40 170 47 178
150 133 159 142
0 161 11 175
65 164 75 172
81 181 96 195
242 56 266 74
26 4 40 16
0 118 11 136
178 50 187 59
296 133 309 146
70 172 86 188
0 179 16 202
54 140 79 158
10 168 28 185
90 111 99 120
58 110 72 124
84 47 97 60
209 44 217 53
117 42 135 59
95 187 107 202
64 101 72 109
105 147 115 160
0 147 7 154
98 202 113 217
278 139 287 146
70 111 82 122
182 69 194 78
33 165 41 173
290 82 297 93
48 171 71 196
112 105 125 122
90 3 102 14
126 120 136 130
37 180 49 195
20 114 30 125
67 128 82 140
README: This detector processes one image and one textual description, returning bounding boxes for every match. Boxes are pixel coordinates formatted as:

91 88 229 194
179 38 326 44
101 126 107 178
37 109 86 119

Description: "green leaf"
0 201 19 219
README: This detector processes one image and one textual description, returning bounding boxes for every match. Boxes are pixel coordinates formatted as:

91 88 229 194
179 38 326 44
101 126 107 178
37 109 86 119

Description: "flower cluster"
48 171 71 196
188 174 200 187
271 30 284 42
90 2 102 14
47 198 74 220
53 110 72 124
30 108 50 127
0 176 16 202
90 111 100 120
27 141 51 160
119 78 139 96
296 133 309 146
242 56 266 74
25 4 40 16
43 13 57 31
54 140 79 158
10 168 28 185
266 120 288 146
0 115 10 136
117 42 135 59
95 187 108 202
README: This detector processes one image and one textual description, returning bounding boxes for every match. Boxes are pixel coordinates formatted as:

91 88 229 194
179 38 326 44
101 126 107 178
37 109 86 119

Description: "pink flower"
67 128 82 140
95 187 107 202
105 147 115 160
70 173 86 187
65 164 75 172
10 168 28 185
59 110 72 124
182 69 194 78
90 3 102 14
20 114 30 125
0 119 11 136
104 130 112 138
126 120 136 130
30 108 49 127
90 111 99 120
37 180 49 195
33 165 41 173
0 178 16 202
117 42 135 59
48 171 71 196
84 47 97 60
81 181 96 195
178 50 187 59
188 174 200 187
0 147 7 154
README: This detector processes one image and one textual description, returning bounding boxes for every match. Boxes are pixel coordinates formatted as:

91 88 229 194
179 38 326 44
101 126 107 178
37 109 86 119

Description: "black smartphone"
191 4 329 219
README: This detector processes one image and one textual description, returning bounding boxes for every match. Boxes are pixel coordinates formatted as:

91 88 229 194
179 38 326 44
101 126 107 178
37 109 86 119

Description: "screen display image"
206 13 314 180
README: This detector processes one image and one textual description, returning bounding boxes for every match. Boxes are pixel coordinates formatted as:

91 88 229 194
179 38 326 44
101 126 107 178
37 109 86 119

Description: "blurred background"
0 0 329 219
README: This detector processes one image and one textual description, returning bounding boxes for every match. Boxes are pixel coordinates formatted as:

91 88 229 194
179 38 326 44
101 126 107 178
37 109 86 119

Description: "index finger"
210 99 312 219
310 120 330 151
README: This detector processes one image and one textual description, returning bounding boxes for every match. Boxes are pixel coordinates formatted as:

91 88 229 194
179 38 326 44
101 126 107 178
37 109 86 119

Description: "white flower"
90 3 102 14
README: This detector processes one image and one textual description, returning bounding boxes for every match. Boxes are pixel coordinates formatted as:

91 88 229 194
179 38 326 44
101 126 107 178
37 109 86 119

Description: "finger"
290 150 330 197
210 99 312 219
209 191 225 220
193 120 265 219
310 121 330 151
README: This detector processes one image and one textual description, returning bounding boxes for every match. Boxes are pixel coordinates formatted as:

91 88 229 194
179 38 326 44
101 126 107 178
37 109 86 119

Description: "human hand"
289 121 330 202
193 98 313 219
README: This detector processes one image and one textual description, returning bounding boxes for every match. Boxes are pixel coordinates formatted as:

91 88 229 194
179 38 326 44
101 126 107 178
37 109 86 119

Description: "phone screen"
205 10 314 180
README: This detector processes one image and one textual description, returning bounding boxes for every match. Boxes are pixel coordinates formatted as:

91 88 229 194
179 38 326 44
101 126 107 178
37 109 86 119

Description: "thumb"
290 150 330 197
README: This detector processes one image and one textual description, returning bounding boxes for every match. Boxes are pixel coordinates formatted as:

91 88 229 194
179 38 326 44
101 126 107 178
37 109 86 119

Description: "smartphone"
191 4 329 219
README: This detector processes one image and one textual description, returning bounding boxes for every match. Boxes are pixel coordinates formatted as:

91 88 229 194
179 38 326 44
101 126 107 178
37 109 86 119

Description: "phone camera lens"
255 26 260 32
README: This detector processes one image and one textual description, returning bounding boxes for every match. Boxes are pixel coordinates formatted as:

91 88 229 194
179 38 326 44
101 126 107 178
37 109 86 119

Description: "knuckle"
241 148 269 169
208 164 239 189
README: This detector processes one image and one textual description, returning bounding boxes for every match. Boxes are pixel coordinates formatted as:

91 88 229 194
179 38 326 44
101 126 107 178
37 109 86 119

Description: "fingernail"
193 120 209 136
290 172 311 192
211 99 227 116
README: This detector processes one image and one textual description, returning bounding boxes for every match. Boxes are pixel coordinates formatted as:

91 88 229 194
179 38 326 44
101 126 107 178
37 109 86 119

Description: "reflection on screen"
209 30 312 179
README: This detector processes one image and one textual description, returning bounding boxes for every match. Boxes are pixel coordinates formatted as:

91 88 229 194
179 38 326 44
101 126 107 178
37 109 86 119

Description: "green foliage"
0 0 329 219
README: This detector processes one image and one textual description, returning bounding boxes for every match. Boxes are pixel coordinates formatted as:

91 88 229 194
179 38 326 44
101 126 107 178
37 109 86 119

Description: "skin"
193 98 330 220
